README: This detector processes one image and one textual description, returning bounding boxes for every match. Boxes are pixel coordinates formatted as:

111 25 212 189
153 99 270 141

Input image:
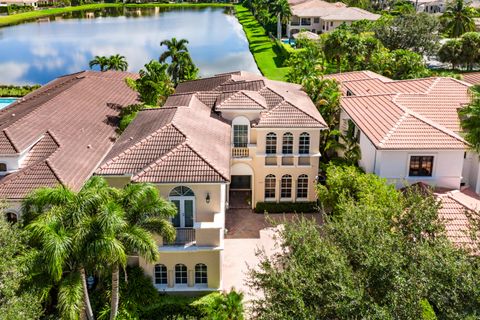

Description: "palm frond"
57 271 83 320
119 226 159 263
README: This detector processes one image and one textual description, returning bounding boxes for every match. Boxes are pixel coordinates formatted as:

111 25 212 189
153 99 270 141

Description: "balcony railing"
166 228 195 246
232 147 249 158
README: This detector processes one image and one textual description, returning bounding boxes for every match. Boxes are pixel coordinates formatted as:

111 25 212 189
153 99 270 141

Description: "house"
410 0 445 13
0 71 139 222
96 71 326 292
462 72 480 86
325 71 480 192
0 70 325 292
286 0 380 37
0 0 37 8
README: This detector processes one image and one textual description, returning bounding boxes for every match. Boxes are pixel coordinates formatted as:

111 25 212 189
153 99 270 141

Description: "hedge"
254 201 318 213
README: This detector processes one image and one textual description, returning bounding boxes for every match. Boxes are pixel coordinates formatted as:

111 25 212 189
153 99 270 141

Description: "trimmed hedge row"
254 201 318 213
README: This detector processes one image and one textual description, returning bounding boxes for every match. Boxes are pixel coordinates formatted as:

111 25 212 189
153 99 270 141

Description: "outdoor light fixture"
206 192 211 204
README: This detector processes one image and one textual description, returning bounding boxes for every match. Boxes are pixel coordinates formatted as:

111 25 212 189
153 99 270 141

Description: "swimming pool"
0 98 17 109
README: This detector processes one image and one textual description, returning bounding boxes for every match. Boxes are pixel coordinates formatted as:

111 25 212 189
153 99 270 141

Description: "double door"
170 197 194 228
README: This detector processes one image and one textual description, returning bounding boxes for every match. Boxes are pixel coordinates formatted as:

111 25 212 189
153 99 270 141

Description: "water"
0 7 259 85
0 97 17 109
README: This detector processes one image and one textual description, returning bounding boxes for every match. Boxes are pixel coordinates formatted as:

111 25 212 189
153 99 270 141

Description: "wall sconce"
205 192 211 204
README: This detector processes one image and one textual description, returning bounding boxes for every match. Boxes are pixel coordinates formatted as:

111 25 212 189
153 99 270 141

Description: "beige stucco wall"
139 250 222 290
231 125 321 206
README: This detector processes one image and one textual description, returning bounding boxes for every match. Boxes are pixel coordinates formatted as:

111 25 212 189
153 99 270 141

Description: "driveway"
222 208 323 302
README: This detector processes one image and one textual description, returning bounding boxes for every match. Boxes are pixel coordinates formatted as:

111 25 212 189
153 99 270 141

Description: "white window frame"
194 263 208 287
296 174 309 200
280 174 292 201
232 116 250 147
264 174 276 201
154 264 168 287
174 264 188 287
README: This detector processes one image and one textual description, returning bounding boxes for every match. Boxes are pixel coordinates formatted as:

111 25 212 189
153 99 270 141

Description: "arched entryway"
5 211 17 223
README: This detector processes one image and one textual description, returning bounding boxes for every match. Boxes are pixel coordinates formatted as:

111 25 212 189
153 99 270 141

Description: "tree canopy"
442 0 477 38
249 165 480 319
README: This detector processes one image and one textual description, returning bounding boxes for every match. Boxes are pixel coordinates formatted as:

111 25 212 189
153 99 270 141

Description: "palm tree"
459 86 480 152
322 29 351 72
443 0 476 37
159 38 197 85
89 56 110 72
107 54 129 72
22 177 114 320
271 0 291 39
438 39 463 70
106 183 176 320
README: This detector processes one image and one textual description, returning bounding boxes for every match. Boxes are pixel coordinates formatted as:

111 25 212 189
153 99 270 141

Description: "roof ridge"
2 129 19 153
99 123 184 170
425 77 442 94
391 96 466 144
378 111 409 147
183 141 229 181
45 158 66 186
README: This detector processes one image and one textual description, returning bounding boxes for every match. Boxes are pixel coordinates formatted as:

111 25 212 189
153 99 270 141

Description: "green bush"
0 85 40 97
421 299 437 320
273 40 295 65
254 201 318 213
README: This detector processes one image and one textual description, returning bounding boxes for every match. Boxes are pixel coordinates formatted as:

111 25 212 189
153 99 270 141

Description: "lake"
0 7 259 85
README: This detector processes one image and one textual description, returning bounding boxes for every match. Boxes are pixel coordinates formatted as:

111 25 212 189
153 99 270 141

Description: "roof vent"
11 113 15 117
129 137 134 140
87 144 92 149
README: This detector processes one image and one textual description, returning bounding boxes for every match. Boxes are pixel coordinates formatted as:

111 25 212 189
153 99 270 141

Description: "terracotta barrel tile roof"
461 72 480 86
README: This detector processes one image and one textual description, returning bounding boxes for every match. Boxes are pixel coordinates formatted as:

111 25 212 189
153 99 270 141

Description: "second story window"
233 125 248 148
299 132 310 154
266 132 277 154
282 132 293 154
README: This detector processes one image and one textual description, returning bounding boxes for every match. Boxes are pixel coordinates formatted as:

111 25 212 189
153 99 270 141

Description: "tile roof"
461 72 480 86
437 190 480 253
341 94 466 150
331 71 472 149
0 71 139 199
289 0 380 20
98 71 325 183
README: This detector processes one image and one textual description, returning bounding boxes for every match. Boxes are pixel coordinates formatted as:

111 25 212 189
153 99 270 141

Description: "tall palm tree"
22 177 114 320
106 183 176 320
107 54 129 72
89 56 110 72
271 0 291 39
159 38 197 85
443 0 476 37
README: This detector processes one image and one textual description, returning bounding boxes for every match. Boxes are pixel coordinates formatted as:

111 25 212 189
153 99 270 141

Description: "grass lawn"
0 3 232 27
234 4 290 81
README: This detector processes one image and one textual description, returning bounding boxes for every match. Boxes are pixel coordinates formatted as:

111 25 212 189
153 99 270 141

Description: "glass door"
170 197 195 228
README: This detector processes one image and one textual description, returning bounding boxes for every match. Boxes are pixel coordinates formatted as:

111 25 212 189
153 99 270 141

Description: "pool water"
0 98 17 109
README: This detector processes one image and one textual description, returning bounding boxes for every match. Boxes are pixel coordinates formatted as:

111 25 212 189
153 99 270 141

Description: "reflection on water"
0 7 259 85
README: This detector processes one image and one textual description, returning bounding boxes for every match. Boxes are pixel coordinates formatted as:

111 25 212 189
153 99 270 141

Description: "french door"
170 197 195 228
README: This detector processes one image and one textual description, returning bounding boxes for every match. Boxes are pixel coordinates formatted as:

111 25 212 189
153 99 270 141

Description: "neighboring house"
436 189 480 253
410 0 445 13
325 71 480 192
96 71 326 292
286 0 380 37
0 71 139 222
462 72 480 86
0 0 37 7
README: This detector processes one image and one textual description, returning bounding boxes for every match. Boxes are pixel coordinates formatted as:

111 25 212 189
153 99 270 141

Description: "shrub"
254 201 318 213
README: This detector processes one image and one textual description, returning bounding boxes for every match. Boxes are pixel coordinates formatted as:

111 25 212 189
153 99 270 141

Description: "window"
265 174 276 199
266 132 277 154
282 133 293 154
297 175 308 199
299 133 310 154
301 18 311 25
169 186 194 197
233 125 248 148
5 212 17 224
175 264 188 284
195 264 208 285
0 163 6 172
154 264 167 285
281 175 292 198
330 21 333 26
409 156 434 177
313 17 319 23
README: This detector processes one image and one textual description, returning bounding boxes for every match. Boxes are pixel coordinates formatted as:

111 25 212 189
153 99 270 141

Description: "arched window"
299 133 310 154
282 133 293 154
169 186 195 197
0 163 7 172
297 175 308 199
5 212 17 224
195 263 208 285
175 264 188 284
266 132 277 154
281 175 292 198
265 174 276 199
154 264 167 285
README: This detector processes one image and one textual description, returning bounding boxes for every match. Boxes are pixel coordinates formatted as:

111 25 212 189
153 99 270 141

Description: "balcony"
232 147 249 158
165 228 196 246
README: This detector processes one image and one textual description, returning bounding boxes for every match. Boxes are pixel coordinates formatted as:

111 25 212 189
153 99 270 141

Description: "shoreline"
0 2 232 27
